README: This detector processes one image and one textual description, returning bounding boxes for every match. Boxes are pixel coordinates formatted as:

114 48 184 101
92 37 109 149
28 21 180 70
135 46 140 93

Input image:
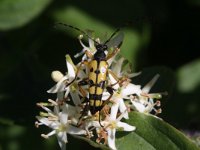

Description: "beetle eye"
103 45 107 50
96 44 100 50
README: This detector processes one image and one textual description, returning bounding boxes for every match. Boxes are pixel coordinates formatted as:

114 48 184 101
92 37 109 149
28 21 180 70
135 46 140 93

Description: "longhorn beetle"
57 23 124 123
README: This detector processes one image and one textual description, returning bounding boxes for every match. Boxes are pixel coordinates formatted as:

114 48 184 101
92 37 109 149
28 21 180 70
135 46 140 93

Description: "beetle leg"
108 70 121 86
106 47 120 60
77 98 90 126
99 86 115 125
106 86 114 96
78 78 89 98
85 50 93 59
98 112 104 127
108 70 129 87
101 86 115 106
77 78 90 126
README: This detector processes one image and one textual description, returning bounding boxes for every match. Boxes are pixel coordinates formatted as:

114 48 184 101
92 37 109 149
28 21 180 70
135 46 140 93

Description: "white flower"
47 55 82 106
110 56 141 78
36 101 86 150
131 74 163 114
108 73 141 119
74 36 96 60
35 32 165 150
103 103 136 150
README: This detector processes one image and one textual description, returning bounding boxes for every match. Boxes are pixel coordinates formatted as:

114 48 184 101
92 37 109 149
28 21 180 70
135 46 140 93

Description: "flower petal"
59 105 68 124
78 69 87 79
102 91 110 100
88 38 95 50
70 90 81 106
118 98 129 119
109 73 120 89
85 120 101 130
122 83 141 96
110 101 119 120
47 76 68 93
53 105 60 116
57 92 65 101
63 104 78 117
131 101 146 113
112 57 124 76
66 61 76 79
142 74 160 93
68 125 86 135
57 132 67 150
127 71 141 78
36 116 58 129
117 122 136 131
64 87 70 98
107 129 117 150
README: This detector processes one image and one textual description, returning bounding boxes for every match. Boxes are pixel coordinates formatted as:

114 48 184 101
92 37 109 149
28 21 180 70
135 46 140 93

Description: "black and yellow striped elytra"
79 41 121 117
88 59 108 114
78 44 113 115
87 42 119 115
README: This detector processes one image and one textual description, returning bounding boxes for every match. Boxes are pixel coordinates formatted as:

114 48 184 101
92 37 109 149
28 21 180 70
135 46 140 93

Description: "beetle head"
96 44 107 52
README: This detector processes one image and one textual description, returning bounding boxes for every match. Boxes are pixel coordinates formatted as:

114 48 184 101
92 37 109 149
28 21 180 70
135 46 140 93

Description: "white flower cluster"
35 36 164 150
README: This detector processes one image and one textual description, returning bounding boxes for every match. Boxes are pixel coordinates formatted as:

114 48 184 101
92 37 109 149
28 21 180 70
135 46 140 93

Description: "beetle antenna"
103 21 134 45
104 27 121 45
55 23 99 45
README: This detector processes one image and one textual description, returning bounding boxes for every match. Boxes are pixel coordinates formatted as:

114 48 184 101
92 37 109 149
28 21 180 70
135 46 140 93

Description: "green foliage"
0 0 52 30
117 112 199 150
73 112 200 150
117 112 198 150
177 59 200 93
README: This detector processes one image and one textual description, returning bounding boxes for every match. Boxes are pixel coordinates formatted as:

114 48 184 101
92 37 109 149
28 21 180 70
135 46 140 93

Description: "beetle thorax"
94 51 106 61
94 44 107 61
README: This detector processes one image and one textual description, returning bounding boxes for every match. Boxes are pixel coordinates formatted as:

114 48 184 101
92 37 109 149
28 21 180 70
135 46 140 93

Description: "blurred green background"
0 0 200 149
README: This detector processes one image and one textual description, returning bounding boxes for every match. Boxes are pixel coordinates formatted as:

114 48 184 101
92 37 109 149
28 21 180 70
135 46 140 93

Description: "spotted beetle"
57 23 124 119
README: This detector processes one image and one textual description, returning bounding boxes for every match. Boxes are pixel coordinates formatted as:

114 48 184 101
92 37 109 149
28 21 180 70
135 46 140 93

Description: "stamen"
74 50 85 58
128 72 141 78
48 99 58 106
42 130 56 138
95 38 100 43
41 134 49 139
48 116 58 121
35 121 42 128
39 112 49 117
78 38 86 48
155 100 161 107
78 34 83 40
156 108 162 114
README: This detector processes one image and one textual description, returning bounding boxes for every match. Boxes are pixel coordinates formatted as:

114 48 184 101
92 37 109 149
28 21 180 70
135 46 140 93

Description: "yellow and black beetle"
57 23 124 116
79 44 118 115
78 31 124 116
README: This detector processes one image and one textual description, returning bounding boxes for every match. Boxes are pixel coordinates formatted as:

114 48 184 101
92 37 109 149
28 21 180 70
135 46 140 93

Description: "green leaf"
72 135 110 150
177 59 200 93
116 112 200 150
73 112 199 150
0 0 52 30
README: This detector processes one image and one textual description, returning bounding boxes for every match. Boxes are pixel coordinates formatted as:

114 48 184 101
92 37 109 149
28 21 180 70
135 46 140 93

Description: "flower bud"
51 71 64 82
